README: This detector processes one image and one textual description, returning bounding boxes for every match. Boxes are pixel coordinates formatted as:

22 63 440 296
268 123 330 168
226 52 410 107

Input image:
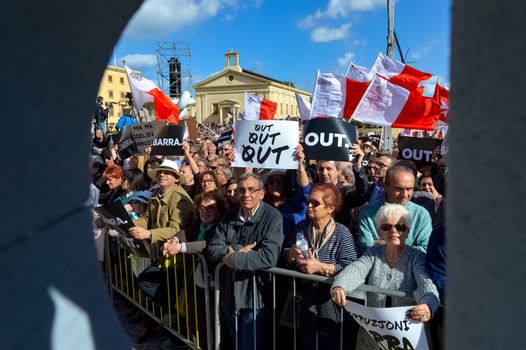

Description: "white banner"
345 300 429 350
233 120 299 169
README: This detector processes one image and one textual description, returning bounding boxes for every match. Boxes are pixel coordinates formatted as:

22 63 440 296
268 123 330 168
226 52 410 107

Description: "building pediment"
193 69 270 90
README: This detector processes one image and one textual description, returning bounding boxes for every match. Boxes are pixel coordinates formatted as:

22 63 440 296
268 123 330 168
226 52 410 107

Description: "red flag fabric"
148 88 180 125
259 98 277 120
433 83 449 123
392 89 440 131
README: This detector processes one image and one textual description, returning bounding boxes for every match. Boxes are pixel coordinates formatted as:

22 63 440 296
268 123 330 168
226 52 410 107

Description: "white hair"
374 204 412 231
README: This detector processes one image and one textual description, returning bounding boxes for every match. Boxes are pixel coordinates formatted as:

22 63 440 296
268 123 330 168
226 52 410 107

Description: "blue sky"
112 0 451 95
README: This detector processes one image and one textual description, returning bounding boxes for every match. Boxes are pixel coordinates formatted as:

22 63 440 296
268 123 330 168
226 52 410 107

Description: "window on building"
108 90 113 99
280 103 283 115
108 75 113 83
120 92 125 99
212 104 219 115
120 77 124 85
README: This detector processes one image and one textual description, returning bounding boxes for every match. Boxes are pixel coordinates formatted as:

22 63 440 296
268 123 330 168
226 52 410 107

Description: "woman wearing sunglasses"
330 203 440 326
284 182 359 350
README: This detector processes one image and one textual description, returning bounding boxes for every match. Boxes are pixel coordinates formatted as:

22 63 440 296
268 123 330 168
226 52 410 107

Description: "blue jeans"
221 304 266 350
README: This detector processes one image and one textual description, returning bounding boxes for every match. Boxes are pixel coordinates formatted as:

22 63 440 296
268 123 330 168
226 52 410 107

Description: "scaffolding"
156 41 192 98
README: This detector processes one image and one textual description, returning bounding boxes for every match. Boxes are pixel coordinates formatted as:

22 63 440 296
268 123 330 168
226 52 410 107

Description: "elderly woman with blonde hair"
331 203 440 323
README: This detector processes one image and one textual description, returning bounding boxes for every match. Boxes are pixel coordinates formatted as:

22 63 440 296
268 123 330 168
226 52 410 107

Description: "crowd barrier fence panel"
106 237 213 350
213 263 415 350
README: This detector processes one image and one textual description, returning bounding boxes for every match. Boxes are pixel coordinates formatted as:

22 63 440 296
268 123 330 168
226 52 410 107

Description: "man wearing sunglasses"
207 173 283 350
358 165 433 253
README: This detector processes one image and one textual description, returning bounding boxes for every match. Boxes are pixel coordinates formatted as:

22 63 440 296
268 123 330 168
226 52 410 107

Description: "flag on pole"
125 65 180 124
371 52 433 90
433 82 449 123
310 71 347 119
295 93 311 122
243 93 277 120
343 63 372 119
351 75 440 131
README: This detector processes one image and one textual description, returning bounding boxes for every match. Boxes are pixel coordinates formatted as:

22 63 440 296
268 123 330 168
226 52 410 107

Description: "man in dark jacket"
207 173 283 350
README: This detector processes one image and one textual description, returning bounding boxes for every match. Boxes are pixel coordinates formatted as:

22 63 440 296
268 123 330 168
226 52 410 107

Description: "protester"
130 159 195 308
92 128 109 155
225 178 239 209
427 223 446 350
420 174 443 214
207 173 283 350
118 168 148 205
93 96 109 134
100 164 125 205
331 204 440 327
199 170 219 193
358 165 433 252
284 183 359 350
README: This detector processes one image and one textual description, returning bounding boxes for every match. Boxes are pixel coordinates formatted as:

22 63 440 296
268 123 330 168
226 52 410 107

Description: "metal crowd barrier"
213 263 415 350
105 236 213 350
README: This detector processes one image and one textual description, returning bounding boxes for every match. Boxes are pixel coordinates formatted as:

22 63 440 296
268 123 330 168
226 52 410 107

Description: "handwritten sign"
149 124 186 156
94 201 150 258
128 121 165 154
345 300 428 350
233 120 298 169
302 118 357 161
397 136 443 169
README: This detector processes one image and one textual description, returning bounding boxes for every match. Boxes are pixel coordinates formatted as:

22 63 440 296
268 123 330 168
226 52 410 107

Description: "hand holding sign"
128 226 151 240
405 304 432 323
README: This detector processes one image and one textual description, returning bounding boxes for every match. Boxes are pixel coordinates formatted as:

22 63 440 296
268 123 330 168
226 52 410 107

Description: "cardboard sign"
397 136 443 169
217 130 233 146
94 201 150 258
184 117 198 141
117 125 139 160
131 121 166 154
233 120 299 170
149 124 186 156
345 300 428 350
302 118 357 161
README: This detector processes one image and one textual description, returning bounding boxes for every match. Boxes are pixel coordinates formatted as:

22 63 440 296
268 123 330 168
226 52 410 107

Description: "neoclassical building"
193 50 311 124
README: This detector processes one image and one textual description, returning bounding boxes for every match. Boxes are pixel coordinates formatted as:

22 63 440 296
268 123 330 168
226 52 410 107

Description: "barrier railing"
213 263 415 350
106 237 213 350
106 236 419 350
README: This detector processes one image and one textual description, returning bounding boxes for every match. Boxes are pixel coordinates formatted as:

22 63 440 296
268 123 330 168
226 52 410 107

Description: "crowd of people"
89 124 447 350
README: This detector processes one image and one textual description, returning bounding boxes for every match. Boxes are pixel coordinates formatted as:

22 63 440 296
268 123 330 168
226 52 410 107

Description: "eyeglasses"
306 198 323 208
199 204 217 212
380 223 408 232
238 187 262 195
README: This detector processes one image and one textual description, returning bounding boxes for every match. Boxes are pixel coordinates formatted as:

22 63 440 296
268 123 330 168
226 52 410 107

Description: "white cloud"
410 47 431 60
223 13 235 21
337 51 356 67
311 23 351 43
298 0 384 29
120 54 157 68
122 0 231 39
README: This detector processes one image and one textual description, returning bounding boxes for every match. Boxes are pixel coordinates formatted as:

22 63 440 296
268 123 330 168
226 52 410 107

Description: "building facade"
193 50 311 124
97 65 134 127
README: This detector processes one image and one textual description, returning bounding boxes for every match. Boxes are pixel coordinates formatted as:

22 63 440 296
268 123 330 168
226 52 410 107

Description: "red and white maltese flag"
352 75 440 131
243 92 277 120
125 65 180 124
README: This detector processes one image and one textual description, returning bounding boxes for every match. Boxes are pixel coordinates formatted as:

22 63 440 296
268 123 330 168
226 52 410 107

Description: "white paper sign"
345 300 428 350
233 120 299 169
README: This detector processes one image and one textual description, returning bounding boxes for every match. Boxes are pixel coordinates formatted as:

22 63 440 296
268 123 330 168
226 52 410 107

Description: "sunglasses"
306 198 323 208
380 223 408 232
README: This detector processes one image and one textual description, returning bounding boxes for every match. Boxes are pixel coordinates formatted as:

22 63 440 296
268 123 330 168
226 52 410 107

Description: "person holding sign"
284 183 359 350
129 159 195 306
330 204 440 324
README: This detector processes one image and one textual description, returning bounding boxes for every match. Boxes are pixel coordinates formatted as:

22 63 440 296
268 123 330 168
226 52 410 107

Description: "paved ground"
112 292 192 350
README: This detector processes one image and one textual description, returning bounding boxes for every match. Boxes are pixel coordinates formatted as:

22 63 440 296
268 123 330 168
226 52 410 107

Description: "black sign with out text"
397 135 443 169
302 118 357 161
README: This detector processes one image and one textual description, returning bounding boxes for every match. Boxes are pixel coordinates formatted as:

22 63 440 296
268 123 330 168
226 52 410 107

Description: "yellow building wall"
97 65 133 129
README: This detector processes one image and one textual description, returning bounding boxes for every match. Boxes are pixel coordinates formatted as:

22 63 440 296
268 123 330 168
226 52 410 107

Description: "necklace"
385 246 406 265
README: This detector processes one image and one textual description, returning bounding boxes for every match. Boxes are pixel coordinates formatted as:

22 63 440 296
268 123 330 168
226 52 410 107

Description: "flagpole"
381 0 396 152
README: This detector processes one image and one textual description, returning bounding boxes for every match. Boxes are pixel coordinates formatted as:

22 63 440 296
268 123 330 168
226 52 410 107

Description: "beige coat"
134 185 195 262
